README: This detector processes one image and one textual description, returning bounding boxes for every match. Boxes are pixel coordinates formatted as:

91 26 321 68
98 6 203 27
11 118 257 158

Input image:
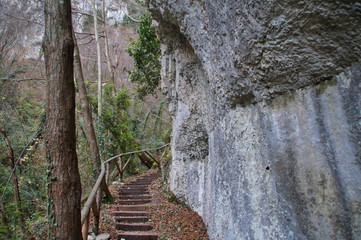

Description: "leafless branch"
75 32 96 35
3 12 44 26
75 31 104 37
0 69 26 81
15 78 46 82
72 10 104 23
123 11 141 23
78 38 95 45
77 34 93 41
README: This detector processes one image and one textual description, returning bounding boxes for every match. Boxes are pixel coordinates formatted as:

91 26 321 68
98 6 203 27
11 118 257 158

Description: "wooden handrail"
80 144 170 235
81 163 105 225
104 144 170 163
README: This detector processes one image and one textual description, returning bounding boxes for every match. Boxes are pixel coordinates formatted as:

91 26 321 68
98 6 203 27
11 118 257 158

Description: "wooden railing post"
119 156 123 181
158 145 169 166
114 157 122 182
92 195 101 235
122 154 134 173
81 163 105 225
81 214 89 240
105 162 110 185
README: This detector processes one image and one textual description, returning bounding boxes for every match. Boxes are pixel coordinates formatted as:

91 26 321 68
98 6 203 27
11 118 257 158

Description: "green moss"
163 189 190 209
317 76 337 95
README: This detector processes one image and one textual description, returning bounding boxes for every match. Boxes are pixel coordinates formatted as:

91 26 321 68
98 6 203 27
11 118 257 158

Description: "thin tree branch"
75 31 96 35
72 10 104 23
0 69 26 81
3 12 44 26
15 78 46 81
78 38 95 45
123 11 141 23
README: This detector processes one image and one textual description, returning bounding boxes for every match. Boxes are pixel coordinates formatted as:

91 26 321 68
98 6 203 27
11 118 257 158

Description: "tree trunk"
105 162 110 185
0 127 27 236
92 0 103 116
102 0 116 92
73 21 112 237
73 31 101 179
138 152 154 169
43 0 82 239
73 29 112 200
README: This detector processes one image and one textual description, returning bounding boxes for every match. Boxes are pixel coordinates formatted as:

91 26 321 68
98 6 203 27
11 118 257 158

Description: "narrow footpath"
100 170 209 240
112 171 159 240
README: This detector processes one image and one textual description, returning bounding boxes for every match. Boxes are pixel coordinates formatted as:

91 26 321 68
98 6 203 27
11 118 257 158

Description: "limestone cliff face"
147 0 361 239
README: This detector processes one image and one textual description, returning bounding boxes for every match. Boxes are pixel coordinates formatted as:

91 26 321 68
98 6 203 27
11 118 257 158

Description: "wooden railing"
80 144 169 239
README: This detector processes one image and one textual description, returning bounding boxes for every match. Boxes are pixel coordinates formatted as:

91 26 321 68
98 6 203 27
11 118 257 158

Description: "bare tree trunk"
90 8 110 233
105 162 110 185
43 0 82 238
91 0 103 116
73 29 113 235
102 0 116 92
0 127 27 236
73 31 101 180
81 215 89 240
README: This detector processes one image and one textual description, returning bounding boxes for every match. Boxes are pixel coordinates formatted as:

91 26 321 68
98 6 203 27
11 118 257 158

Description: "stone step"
119 191 149 195
122 183 149 188
119 187 149 191
116 223 153 231
119 188 149 191
123 184 149 187
121 186 148 189
116 199 151 205
112 211 148 217
115 216 150 223
139 174 159 178
114 205 147 211
113 171 159 240
117 232 158 240
134 179 156 182
119 189 148 193
132 180 155 184
117 195 151 200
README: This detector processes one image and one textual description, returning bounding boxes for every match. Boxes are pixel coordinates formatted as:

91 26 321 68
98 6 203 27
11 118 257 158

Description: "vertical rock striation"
148 0 361 239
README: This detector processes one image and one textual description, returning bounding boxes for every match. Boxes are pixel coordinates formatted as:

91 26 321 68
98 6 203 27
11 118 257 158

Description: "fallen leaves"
148 178 209 240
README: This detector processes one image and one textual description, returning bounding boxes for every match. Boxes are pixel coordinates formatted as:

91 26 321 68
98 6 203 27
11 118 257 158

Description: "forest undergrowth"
0 0 172 238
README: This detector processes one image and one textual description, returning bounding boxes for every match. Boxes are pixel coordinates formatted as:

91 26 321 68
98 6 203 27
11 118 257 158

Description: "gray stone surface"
148 0 361 239
96 233 110 240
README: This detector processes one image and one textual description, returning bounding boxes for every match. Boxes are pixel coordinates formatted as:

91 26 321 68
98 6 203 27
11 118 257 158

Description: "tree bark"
105 162 110 185
73 31 102 179
102 0 116 92
91 0 103 116
43 0 82 239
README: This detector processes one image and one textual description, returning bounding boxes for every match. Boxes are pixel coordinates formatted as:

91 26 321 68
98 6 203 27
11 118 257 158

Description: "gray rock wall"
148 0 361 239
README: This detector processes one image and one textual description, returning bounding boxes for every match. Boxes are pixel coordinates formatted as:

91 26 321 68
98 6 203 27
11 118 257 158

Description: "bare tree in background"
91 0 103 116
73 26 113 236
102 0 116 93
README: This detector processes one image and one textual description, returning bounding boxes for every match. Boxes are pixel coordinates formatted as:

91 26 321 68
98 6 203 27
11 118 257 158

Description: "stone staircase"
113 171 159 240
